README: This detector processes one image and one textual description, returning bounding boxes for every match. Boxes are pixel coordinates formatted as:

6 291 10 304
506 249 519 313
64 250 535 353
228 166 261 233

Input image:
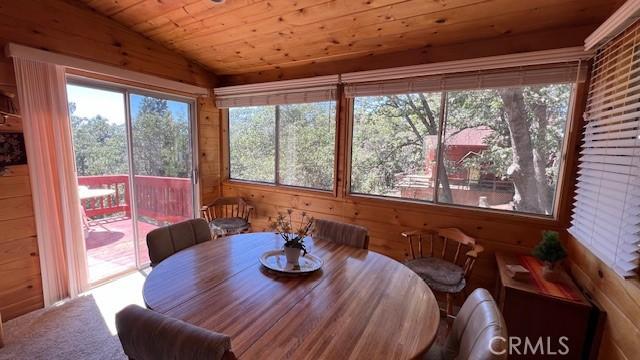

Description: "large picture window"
350 83 573 217
351 93 442 201
229 101 336 190
229 106 276 183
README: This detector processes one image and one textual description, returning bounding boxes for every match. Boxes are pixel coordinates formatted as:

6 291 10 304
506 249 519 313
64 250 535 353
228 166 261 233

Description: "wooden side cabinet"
495 253 602 359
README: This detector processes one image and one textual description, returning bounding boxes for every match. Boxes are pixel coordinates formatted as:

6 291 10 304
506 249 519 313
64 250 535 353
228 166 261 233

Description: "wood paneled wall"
0 52 42 320
567 235 640 360
0 0 218 321
198 98 222 205
221 78 587 292
223 182 559 291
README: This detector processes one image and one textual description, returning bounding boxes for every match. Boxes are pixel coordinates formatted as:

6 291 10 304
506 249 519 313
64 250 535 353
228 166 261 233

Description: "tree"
69 102 127 176
228 102 336 189
278 102 335 190
499 88 542 213
69 96 193 179
132 97 192 177
229 106 276 182
351 84 571 215
351 94 441 197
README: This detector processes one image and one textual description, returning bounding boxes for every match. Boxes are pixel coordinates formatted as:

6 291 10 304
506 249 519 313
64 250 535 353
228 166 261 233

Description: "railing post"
124 176 132 218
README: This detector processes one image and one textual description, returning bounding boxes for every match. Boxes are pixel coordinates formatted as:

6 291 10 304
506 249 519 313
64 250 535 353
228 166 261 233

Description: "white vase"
284 246 301 265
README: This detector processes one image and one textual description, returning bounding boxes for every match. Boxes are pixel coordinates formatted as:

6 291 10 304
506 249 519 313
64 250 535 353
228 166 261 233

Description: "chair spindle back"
402 228 482 279
201 197 251 222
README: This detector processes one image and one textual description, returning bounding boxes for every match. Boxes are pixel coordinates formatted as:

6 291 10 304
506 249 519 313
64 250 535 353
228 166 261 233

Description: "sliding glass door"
67 82 197 284
129 93 196 266
68 84 136 284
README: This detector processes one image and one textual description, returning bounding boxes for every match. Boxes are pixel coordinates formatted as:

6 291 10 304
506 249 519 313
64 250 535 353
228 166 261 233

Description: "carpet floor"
0 271 146 360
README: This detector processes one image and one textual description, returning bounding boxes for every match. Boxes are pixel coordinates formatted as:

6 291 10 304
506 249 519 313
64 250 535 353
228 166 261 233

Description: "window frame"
345 83 579 221
224 100 340 195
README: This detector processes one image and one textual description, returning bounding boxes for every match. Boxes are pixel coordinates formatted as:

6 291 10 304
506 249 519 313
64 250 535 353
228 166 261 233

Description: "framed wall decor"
0 132 27 167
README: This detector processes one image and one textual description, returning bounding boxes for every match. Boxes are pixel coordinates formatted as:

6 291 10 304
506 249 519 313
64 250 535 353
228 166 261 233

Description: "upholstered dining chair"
201 197 253 238
402 228 483 317
312 219 369 249
116 305 236 360
424 288 507 360
146 218 211 267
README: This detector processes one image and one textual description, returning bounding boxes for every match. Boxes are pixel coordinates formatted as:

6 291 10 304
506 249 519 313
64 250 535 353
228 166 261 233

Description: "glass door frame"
66 74 200 270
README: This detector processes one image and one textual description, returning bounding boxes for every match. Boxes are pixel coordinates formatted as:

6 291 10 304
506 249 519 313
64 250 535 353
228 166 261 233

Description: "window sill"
223 179 336 198
345 192 562 227
223 180 563 227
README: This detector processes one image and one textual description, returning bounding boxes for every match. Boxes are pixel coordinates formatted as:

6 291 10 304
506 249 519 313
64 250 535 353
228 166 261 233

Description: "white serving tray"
259 250 323 274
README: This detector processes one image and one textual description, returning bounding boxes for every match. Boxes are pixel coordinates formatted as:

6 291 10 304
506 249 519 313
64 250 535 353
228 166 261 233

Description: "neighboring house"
396 126 514 208
426 126 494 183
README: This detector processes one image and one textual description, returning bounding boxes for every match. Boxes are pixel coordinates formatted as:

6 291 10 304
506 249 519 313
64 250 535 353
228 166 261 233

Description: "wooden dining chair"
401 228 483 318
312 219 369 249
146 218 212 267
201 197 253 238
424 288 507 360
116 305 236 360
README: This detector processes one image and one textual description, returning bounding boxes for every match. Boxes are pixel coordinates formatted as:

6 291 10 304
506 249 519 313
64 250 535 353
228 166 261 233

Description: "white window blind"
344 63 587 98
570 23 640 278
214 75 338 108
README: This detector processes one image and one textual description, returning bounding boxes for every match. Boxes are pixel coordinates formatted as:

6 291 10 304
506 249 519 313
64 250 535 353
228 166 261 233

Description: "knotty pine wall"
0 0 220 320
217 27 596 302
221 78 587 293
567 236 640 360
217 24 595 297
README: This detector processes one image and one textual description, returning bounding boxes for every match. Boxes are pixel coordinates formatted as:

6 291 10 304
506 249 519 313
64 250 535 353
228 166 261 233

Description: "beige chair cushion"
146 218 211 266
442 288 507 360
405 257 466 293
313 219 369 249
211 217 250 233
116 305 232 360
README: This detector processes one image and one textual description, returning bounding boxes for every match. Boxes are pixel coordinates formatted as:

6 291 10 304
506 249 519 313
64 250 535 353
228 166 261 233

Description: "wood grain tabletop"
143 232 439 359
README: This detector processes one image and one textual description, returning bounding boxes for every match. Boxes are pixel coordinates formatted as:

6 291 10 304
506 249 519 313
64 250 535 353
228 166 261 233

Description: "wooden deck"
85 217 157 284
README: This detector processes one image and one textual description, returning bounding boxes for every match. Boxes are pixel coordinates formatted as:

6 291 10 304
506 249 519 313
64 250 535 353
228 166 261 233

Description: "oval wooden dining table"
143 232 440 360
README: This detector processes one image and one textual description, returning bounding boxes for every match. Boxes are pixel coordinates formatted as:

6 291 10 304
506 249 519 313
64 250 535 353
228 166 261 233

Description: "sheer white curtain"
13 58 88 305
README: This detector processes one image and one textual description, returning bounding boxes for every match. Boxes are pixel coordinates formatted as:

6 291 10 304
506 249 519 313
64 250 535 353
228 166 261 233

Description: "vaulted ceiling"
79 0 623 77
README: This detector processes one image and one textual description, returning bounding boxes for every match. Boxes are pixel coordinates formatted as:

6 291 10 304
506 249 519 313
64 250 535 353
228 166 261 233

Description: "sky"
66 84 189 124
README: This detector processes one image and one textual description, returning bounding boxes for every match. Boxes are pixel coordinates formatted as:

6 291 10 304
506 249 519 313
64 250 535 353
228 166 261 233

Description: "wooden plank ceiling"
78 0 623 76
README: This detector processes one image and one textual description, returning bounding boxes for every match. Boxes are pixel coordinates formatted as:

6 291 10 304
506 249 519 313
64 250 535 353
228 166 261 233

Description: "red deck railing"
134 175 193 223
78 174 193 224
78 175 130 218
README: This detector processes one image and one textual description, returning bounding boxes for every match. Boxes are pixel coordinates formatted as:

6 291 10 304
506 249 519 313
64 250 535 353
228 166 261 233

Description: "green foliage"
228 102 336 189
228 83 570 215
351 94 441 195
70 103 127 176
131 96 191 177
70 96 192 178
349 84 571 214
279 102 335 190
229 106 276 182
532 231 567 264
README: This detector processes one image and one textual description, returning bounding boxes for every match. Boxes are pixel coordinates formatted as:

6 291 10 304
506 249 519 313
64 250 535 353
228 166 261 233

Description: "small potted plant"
270 209 314 265
532 230 567 281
